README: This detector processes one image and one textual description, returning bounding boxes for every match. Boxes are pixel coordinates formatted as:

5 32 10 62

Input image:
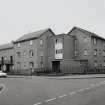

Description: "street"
0 76 105 105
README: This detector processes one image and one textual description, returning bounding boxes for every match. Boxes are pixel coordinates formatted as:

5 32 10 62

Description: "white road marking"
45 98 57 102
34 102 42 105
90 84 95 87
0 83 6 95
69 91 76 95
85 87 91 90
78 88 85 92
33 82 105 105
58 94 67 98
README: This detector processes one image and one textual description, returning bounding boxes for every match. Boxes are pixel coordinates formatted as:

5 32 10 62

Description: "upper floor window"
17 43 21 47
29 49 34 58
94 49 97 56
40 51 43 56
17 52 21 58
84 37 88 42
4 56 7 60
103 50 105 56
103 41 105 46
29 40 33 45
103 60 105 66
84 49 87 56
23 51 26 56
56 39 58 44
55 49 63 54
93 38 97 45
40 39 43 45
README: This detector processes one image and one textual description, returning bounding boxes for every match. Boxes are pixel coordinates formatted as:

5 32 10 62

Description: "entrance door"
52 61 60 73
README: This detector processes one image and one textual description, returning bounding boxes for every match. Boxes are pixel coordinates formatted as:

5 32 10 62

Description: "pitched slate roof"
14 28 54 43
0 43 13 50
69 26 105 41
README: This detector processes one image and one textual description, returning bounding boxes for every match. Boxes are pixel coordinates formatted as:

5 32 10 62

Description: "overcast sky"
0 0 105 45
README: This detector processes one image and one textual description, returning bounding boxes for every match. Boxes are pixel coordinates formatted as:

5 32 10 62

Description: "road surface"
0 76 105 105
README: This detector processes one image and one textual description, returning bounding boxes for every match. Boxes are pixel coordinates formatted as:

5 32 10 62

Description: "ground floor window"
94 60 98 67
17 62 21 70
29 62 34 73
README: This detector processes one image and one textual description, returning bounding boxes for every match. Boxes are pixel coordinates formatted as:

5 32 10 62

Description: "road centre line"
85 87 91 90
34 102 42 105
78 88 85 92
45 97 57 102
33 81 105 105
58 94 67 98
69 91 76 95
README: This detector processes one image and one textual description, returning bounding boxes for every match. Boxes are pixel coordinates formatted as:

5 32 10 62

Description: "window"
84 37 88 42
103 61 105 66
103 41 105 46
10 56 13 63
103 50 105 56
29 62 34 69
40 39 43 45
29 49 34 58
94 60 97 67
55 49 63 54
17 43 21 47
74 51 77 56
30 40 33 45
24 62 26 67
23 51 26 56
56 39 58 44
84 49 87 56
40 51 43 56
40 61 43 68
4 56 7 60
17 62 21 70
94 49 97 56
93 38 97 45
17 52 21 58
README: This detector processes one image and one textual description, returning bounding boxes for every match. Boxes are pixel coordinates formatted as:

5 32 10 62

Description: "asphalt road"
0 76 105 105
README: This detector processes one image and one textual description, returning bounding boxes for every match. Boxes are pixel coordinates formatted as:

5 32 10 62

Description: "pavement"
8 74 105 79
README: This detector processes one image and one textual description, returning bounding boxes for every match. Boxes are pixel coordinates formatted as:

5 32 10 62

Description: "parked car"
0 71 7 77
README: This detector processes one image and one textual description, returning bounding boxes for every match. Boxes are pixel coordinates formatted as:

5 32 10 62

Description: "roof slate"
0 43 13 50
69 26 105 40
14 28 53 43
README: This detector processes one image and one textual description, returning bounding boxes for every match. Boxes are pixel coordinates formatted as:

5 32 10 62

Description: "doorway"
52 61 60 73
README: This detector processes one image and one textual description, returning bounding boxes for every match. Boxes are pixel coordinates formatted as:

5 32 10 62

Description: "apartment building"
0 43 14 73
68 27 105 73
47 34 81 73
13 28 55 75
0 26 105 75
